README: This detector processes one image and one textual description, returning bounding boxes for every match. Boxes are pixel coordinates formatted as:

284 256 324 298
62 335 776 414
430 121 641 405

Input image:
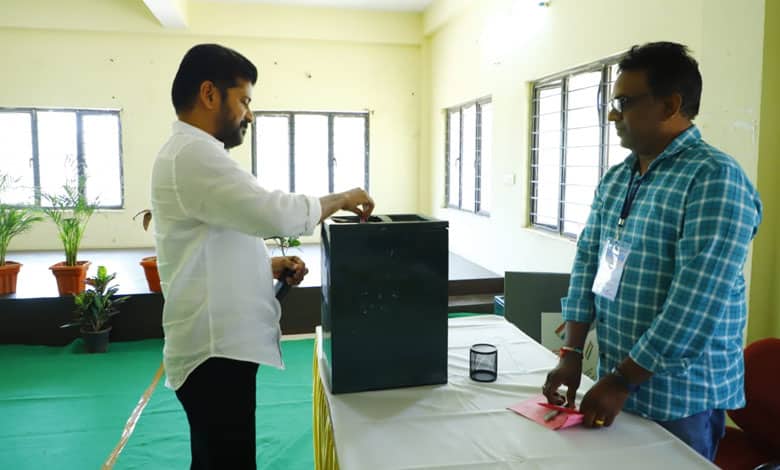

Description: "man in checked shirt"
542 42 762 461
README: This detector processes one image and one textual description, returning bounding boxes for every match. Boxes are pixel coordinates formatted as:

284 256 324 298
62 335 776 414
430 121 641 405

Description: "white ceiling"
197 0 434 12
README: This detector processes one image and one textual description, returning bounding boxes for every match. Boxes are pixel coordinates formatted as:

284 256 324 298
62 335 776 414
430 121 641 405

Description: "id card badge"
591 238 631 301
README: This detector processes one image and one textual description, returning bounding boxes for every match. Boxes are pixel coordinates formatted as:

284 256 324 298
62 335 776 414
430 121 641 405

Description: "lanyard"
617 170 642 239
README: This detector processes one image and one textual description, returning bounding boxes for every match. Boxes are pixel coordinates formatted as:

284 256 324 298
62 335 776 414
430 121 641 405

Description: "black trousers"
175 357 260 470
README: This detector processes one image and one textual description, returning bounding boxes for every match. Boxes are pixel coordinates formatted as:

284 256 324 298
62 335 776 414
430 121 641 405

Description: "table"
312 315 716 469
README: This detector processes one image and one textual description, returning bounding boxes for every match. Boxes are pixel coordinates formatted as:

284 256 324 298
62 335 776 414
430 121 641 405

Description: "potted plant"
0 174 43 295
61 265 129 353
41 180 96 296
132 209 161 293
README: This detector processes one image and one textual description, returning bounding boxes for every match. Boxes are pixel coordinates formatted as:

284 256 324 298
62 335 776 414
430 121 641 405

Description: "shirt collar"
172 120 224 148
623 125 702 172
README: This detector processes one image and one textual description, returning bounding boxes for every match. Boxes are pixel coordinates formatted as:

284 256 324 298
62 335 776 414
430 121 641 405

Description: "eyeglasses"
610 93 651 113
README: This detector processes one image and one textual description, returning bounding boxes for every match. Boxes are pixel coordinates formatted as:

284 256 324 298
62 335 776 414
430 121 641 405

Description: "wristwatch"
610 366 641 393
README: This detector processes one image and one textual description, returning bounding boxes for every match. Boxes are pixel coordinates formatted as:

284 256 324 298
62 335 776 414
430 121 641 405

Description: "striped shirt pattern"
562 126 762 420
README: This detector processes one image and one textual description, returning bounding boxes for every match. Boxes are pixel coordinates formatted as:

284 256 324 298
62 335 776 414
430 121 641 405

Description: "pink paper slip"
508 394 583 430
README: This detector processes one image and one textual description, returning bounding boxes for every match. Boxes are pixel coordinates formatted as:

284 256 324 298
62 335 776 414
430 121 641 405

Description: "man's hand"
578 374 630 428
340 188 375 220
319 188 375 223
271 256 308 286
542 354 583 407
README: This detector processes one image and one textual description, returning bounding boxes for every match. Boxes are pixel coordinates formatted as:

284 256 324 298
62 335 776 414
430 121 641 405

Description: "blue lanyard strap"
618 171 642 229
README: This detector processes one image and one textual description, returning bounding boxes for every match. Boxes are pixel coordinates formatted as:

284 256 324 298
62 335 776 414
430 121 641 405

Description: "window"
530 58 629 238
0 108 123 208
445 98 492 214
252 111 369 196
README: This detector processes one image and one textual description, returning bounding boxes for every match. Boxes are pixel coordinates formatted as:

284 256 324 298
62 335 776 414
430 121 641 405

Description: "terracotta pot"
140 256 161 293
50 261 91 296
0 261 22 296
81 326 111 353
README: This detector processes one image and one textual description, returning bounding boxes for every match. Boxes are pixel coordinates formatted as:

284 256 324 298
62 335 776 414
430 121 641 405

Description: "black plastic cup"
470 343 498 382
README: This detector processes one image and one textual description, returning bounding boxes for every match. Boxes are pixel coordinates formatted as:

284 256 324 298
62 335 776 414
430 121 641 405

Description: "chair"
715 338 780 470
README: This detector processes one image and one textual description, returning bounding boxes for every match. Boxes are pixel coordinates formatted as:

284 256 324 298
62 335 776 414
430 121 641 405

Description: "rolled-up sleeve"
629 164 761 374
172 140 321 238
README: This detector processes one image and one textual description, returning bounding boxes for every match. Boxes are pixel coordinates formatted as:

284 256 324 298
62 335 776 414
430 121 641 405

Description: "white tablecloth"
316 315 716 470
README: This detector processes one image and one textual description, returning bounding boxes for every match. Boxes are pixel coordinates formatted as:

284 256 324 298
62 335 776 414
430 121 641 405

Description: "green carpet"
0 337 314 470
1 314 488 469
0 338 164 470
115 338 314 470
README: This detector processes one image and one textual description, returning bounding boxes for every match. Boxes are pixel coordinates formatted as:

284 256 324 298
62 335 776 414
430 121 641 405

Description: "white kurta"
151 120 321 390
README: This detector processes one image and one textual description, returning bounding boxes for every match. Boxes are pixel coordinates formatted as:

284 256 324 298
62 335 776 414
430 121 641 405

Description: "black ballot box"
320 214 449 394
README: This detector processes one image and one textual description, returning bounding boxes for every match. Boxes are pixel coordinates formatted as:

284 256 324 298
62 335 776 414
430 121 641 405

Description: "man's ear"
662 93 683 121
198 81 219 111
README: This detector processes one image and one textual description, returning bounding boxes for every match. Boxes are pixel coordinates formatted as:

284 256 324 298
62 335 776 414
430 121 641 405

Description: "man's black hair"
171 44 258 114
619 42 702 119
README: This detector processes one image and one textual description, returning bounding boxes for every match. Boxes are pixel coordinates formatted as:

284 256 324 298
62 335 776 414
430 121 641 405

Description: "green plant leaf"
63 266 125 332
0 176 44 265
40 177 96 266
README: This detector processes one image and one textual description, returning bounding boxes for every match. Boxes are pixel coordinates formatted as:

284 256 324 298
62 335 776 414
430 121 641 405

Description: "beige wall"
1 1 422 250
749 0 780 342
421 0 766 281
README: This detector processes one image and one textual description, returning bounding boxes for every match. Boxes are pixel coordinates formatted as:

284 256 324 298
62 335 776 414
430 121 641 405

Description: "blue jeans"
655 409 726 461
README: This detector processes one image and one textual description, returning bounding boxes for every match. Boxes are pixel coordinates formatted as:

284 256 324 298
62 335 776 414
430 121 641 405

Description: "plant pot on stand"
140 256 161 293
50 261 91 296
41 180 96 297
0 174 43 295
133 210 162 293
0 261 22 295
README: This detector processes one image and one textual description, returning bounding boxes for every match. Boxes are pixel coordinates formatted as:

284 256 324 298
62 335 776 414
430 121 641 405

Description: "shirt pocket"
632 187 683 257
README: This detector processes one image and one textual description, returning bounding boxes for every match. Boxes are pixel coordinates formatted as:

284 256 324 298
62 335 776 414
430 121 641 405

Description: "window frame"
444 96 492 216
251 110 370 194
0 107 124 209
529 54 624 238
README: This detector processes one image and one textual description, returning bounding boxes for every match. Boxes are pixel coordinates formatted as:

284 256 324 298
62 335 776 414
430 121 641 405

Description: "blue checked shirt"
562 126 762 421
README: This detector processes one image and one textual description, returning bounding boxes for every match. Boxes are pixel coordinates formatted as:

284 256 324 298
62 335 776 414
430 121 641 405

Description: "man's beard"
215 105 248 150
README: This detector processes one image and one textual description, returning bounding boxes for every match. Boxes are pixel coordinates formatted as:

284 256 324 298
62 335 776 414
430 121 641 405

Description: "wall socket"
503 173 516 186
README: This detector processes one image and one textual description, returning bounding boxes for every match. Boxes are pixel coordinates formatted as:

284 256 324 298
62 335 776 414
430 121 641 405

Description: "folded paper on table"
508 394 583 430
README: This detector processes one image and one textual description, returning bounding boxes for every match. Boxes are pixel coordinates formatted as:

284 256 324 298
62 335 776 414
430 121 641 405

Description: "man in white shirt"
152 43 375 470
